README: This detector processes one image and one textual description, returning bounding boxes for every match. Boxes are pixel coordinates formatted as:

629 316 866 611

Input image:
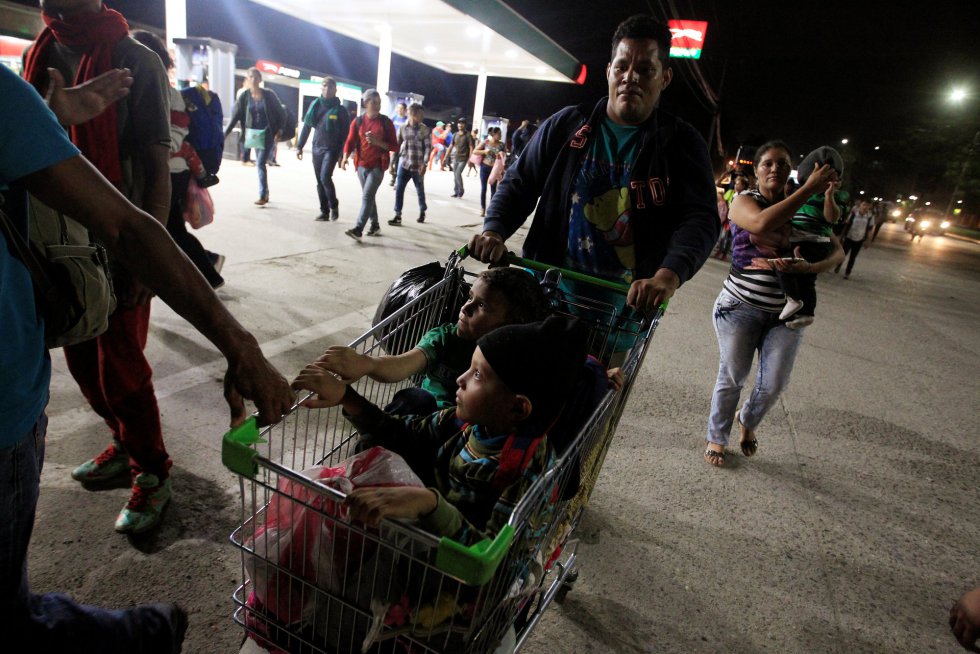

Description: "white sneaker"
779 297 804 320
786 316 814 329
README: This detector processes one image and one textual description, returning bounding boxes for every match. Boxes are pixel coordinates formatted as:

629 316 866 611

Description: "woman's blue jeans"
706 290 804 446
255 146 270 200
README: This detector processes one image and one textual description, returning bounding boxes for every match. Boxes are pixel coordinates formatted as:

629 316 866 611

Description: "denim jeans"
1 414 181 652
255 146 270 200
393 167 427 216
479 163 497 210
706 289 804 446
312 147 340 213
354 166 383 233
452 160 467 196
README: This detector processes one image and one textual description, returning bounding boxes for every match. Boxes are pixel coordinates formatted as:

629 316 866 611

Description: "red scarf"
23 7 130 184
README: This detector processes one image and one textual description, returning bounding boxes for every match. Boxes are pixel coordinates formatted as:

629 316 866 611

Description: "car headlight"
941 220 951 229
920 220 931 229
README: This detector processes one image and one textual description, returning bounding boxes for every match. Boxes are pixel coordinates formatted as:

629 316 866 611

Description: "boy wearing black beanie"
292 316 589 545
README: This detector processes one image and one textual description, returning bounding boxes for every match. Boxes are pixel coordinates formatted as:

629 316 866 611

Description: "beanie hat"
797 146 844 184
361 88 381 105
477 316 589 417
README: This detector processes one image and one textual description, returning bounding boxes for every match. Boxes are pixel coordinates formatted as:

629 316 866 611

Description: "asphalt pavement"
30 151 980 653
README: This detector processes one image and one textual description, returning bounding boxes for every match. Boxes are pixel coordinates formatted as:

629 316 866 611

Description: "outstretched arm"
21 155 293 426
316 346 427 384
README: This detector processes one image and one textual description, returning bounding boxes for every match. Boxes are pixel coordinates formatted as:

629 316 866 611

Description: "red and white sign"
255 59 300 79
668 20 708 59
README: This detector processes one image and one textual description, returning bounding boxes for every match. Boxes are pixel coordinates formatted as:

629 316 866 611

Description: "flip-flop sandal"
703 446 726 467
740 439 758 457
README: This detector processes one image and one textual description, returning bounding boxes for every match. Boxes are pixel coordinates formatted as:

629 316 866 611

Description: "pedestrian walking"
704 142 843 467
224 67 285 206
448 118 474 198
342 88 397 239
835 199 875 278
389 103 430 225
296 77 350 221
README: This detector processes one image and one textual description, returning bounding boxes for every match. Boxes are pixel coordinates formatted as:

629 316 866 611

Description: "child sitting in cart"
316 267 550 416
292 315 589 545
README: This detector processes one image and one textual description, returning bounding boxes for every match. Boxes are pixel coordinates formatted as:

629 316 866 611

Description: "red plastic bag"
244 447 423 636
182 177 214 229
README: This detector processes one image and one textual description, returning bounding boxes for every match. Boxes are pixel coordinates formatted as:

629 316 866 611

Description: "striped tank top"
721 190 785 313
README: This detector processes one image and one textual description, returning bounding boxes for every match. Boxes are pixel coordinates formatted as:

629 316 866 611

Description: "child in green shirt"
317 267 548 414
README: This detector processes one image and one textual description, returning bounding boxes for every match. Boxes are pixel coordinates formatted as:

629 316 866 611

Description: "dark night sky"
12 1 980 194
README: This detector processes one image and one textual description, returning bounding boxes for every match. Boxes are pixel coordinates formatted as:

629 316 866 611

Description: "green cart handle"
455 244 668 312
222 416 267 478
435 525 515 586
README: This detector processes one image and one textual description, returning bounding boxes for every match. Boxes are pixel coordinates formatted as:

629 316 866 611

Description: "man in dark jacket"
296 77 350 221
224 67 285 205
469 15 718 315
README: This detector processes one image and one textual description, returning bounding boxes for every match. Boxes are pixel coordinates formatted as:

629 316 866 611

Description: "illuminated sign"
668 20 708 59
255 59 300 79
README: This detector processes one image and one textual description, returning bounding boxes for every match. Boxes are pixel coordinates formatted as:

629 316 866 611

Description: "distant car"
904 208 951 236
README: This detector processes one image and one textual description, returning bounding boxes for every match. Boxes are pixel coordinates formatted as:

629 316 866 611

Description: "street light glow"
874 146 880 150
841 138 849 144
950 87 967 103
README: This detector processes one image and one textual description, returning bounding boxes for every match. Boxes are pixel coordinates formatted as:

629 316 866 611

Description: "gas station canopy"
247 0 586 84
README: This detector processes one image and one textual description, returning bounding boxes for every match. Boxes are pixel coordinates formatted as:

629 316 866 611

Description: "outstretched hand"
316 346 373 384
45 67 133 126
291 362 347 408
223 344 294 427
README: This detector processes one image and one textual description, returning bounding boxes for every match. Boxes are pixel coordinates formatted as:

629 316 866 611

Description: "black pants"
840 238 864 275
167 171 223 288
777 241 832 317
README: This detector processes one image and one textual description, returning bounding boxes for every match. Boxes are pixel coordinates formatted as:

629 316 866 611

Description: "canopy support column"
472 68 487 135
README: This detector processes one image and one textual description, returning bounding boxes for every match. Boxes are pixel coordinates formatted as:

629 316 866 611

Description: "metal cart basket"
223 249 665 654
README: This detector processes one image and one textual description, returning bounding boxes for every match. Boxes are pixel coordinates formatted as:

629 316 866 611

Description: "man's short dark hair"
611 15 673 68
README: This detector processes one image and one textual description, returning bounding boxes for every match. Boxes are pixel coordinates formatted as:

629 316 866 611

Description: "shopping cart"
223 248 665 654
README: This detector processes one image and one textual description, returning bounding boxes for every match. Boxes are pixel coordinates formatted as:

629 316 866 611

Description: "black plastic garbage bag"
372 262 467 355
